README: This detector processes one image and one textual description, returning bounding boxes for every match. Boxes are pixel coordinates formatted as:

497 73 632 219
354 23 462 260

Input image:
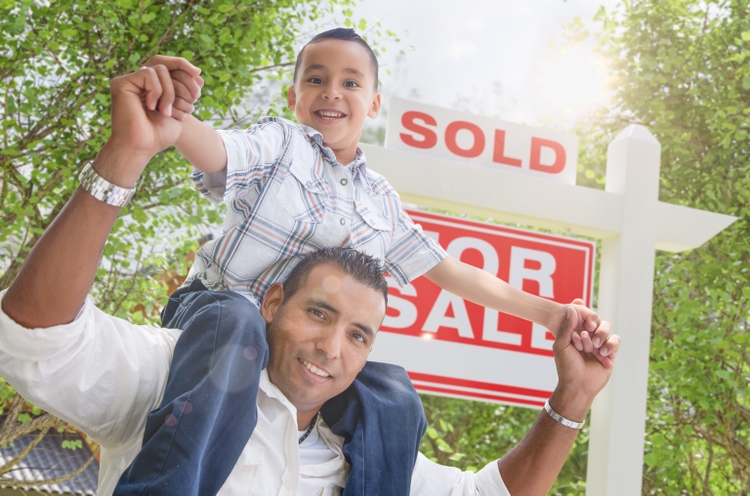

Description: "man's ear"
367 92 381 119
287 85 297 112
260 283 285 324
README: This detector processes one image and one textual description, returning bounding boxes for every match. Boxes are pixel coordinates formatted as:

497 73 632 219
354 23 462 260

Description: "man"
0 58 620 494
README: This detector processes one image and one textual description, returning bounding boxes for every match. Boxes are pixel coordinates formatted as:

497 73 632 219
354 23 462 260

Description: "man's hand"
102 56 203 187
545 299 615 368
550 301 620 416
497 300 619 494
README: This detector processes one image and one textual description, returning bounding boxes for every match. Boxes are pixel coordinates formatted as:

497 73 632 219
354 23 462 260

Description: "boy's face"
288 39 381 165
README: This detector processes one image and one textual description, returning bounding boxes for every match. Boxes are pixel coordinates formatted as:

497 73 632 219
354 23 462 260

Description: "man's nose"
315 325 343 359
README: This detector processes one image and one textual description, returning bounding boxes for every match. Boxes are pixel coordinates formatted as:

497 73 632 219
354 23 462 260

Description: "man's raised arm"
2 58 203 328
496 301 620 495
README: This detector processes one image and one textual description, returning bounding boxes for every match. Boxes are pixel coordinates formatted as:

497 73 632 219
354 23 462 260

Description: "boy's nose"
322 83 341 100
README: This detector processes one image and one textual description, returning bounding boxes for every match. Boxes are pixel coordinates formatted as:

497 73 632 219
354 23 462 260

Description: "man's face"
287 39 381 164
260 263 386 417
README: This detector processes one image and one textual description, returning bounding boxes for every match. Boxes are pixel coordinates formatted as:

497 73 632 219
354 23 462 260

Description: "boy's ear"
260 283 285 324
367 92 381 119
287 86 297 112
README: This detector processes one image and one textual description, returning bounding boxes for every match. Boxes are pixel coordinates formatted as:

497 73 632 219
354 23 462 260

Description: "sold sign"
369 210 596 407
385 97 579 185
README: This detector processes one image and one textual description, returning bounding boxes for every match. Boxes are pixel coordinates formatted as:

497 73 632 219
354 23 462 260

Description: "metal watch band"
78 163 135 207
544 399 585 430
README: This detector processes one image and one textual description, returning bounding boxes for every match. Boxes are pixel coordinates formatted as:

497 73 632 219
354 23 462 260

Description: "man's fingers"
146 64 175 117
134 67 163 112
571 331 583 352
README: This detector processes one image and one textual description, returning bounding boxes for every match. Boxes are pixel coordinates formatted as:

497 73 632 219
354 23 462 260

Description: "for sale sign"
385 97 579 185
369 210 596 408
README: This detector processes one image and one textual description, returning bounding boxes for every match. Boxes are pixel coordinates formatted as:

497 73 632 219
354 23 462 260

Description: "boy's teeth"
300 359 330 378
317 111 344 119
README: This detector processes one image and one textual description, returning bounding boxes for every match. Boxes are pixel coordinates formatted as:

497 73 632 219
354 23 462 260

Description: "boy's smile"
288 39 381 166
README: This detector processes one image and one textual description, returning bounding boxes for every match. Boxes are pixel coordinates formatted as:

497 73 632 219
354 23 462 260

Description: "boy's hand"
548 299 615 369
140 55 204 121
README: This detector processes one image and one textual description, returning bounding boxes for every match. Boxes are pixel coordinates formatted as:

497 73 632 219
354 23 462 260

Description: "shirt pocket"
275 158 328 224
354 191 392 233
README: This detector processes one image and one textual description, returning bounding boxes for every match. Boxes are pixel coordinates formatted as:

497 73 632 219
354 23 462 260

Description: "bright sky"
348 0 621 130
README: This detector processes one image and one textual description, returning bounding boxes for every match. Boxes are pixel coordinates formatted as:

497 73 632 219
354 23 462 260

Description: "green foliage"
572 0 750 492
0 0 383 484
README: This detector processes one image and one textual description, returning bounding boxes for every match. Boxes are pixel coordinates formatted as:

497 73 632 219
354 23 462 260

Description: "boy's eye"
308 77 323 84
344 80 359 88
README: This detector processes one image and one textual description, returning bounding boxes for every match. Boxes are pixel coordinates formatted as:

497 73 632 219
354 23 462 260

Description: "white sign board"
370 210 596 408
385 97 579 184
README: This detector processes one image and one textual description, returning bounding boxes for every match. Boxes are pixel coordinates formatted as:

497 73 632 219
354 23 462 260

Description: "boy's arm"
174 114 227 174
424 256 604 347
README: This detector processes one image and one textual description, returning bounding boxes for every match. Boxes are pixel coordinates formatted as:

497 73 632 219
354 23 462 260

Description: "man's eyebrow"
308 298 376 340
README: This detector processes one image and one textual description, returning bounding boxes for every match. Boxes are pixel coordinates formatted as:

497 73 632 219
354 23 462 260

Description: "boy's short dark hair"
293 28 379 91
282 247 388 306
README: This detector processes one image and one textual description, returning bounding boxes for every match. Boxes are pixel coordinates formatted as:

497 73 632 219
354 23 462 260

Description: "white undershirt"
298 421 348 495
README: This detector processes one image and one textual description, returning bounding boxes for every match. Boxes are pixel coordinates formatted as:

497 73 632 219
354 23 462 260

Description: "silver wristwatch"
78 163 136 207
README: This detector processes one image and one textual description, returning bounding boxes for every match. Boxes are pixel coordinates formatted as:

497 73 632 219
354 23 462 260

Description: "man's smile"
298 357 332 378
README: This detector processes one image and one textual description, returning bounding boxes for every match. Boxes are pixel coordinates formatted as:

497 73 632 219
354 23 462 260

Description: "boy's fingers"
170 80 195 115
171 107 192 121
143 55 201 78
590 319 611 349
171 69 203 101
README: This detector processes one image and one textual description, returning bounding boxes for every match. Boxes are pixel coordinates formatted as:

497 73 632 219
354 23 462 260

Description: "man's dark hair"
282 247 388 305
292 28 379 91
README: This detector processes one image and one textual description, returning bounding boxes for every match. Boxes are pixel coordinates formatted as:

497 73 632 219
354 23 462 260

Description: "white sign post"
363 102 736 495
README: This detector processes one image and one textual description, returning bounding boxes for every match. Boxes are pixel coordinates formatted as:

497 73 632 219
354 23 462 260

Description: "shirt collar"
300 124 373 193
259 370 298 417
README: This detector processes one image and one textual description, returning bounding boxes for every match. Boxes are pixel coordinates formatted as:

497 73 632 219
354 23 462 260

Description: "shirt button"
340 178 348 186
340 218 346 226
284 480 294 490
306 180 312 187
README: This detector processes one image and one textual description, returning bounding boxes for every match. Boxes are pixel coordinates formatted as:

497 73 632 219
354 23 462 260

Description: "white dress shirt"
0 290 509 495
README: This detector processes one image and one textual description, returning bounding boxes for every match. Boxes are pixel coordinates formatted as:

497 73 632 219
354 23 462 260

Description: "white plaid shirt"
186 117 447 306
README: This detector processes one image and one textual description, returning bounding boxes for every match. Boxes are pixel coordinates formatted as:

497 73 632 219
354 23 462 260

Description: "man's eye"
310 309 325 318
344 80 359 88
351 332 365 343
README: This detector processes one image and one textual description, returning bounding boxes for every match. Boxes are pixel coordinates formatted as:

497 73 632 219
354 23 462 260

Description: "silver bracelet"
79 163 135 207
544 399 585 430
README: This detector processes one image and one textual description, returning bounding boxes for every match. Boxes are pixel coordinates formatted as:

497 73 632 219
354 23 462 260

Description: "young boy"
116 28 607 495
